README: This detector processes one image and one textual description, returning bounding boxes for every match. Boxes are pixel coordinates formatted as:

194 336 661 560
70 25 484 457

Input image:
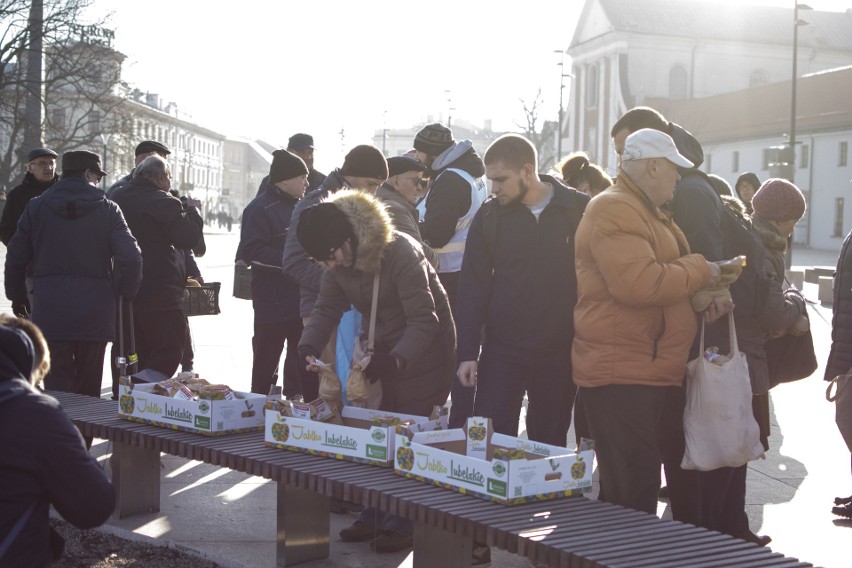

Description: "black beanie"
298 202 355 261
414 123 454 156
269 150 309 184
340 145 388 180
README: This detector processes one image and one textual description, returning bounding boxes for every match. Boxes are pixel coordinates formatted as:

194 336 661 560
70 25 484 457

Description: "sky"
82 0 851 171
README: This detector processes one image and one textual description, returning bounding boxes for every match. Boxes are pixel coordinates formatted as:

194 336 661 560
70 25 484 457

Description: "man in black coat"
0 148 59 245
236 150 308 397
4 151 142 399
106 140 171 198
110 155 203 379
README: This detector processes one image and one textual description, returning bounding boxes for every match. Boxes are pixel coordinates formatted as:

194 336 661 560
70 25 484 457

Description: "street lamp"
99 132 112 189
554 50 573 161
789 1 812 183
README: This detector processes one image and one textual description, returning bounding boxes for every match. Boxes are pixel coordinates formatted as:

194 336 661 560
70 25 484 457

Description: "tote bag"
682 314 765 471
766 291 817 389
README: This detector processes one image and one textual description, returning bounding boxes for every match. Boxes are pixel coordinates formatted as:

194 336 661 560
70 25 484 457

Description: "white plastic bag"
682 314 765 470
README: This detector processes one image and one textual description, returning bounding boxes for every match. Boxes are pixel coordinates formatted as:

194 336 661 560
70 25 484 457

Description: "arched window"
750 69 769 87
669 66 688 100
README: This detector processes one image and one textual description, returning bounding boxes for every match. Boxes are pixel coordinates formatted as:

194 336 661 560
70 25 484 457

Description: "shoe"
472 543 491 566
339 520 377 542
743 531 772 547
832 502 852 519
371 531 413 553
834 495 852 506
330 498 363 514
658 485 670 499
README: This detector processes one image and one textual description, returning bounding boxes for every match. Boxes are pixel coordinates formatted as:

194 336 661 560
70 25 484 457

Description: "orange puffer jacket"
572 172 710 388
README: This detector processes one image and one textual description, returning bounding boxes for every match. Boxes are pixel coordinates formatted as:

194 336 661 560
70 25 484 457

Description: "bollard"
818 275 834 305
786 269 805 290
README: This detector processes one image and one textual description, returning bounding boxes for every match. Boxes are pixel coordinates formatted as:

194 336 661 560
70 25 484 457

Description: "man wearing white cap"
572 128 722 515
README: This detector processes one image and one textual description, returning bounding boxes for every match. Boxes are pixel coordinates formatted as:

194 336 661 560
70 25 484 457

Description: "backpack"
719 198 770 319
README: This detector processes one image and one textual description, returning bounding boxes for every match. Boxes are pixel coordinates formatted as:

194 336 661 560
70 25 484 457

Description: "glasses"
404 176 422 187
31 160 55 168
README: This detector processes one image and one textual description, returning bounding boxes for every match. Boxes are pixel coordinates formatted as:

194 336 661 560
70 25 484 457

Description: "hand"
12 299 30 318
703 296 732 324
705 261 721 287
457 361 478 388
297 346 320 373
365 352 401 383
185 197 202 209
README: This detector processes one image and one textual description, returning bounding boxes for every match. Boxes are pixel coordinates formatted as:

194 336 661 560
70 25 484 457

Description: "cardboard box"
265 406 446 467
118 382 265 435
394 419 594 505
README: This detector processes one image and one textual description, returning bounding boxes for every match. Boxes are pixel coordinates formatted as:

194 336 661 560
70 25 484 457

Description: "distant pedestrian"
106 140 171 198
0 148 59 246
256 133 326 196
735 172 761 214
558 151 613 197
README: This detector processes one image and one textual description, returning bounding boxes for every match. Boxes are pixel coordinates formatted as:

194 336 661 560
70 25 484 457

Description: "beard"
502 178 530 207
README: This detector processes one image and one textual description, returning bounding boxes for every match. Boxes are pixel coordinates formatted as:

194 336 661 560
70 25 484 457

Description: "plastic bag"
346 338 382 409
682 313 765 470
315 359 343 414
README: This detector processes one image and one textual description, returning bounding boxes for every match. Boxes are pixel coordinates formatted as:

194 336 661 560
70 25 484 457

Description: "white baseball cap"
621 128 694 169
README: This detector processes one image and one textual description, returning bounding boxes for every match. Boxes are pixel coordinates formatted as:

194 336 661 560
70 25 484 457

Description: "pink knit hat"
751 178 806 221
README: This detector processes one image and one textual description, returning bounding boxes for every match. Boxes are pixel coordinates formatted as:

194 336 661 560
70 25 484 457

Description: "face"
392 171 423 205
414 150 432 168
736 182 757 204
612 127 631 164
275 175 309 198
345 176 385 194
774 218 798 238
292 148 314 171
486 161 532 206
27 157 56 183
648 158 681 206
84 169 104 187
323 240 354 269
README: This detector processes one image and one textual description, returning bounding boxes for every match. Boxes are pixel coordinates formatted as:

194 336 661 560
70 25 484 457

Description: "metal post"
555 50 565 160
788 2 812 268
23 0 44 151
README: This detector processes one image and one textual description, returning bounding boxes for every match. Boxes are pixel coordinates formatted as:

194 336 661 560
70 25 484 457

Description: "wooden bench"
53 391 813 568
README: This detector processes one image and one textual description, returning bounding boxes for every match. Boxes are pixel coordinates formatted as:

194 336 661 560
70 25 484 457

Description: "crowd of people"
0 105 850 566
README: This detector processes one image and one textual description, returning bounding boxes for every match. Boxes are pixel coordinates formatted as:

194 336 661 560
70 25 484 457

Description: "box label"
164 403 193 424
449 459 485 487
487 478 507 497
194 415 210 429
366 445 387 460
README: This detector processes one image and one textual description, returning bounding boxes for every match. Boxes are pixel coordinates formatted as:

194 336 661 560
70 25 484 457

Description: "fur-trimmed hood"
721 194 748 218
326 189 393 274
752 214 788 253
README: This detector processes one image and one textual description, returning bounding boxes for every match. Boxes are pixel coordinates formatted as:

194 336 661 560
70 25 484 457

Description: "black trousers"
658 384 704 525
473 345 575 447
440 270 475 428
44 340 108 399
581 384 675 515
134 308 187 378
251 318 304 397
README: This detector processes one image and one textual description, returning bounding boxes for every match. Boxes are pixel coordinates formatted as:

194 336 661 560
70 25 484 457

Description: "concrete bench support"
111 441 160 518
276 482 329 566
413 520 473 568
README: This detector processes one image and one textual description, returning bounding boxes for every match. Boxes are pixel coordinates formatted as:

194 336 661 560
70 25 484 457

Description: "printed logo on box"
487 478 507 497
323 431 358 451
449 460 485 487
198 401 210 414
492 461 506 477
164 404 193 424
366 445 387 460
371 428 386 443
195 415 210 429
136 398 162 416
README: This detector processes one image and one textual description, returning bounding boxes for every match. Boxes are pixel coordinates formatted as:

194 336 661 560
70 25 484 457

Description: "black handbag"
765 298 817 389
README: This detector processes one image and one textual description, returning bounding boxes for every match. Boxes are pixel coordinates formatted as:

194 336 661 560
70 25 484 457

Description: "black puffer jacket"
110 178 203 311
826 230 852 381
0 172 58 245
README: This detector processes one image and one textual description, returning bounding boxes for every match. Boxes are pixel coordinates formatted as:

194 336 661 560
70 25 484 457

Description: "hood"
0 377 33 406
0 325 34 386
669 123 704 171
326 189 393 274
41 177 108 220
431 141 486 177
721 194 749 218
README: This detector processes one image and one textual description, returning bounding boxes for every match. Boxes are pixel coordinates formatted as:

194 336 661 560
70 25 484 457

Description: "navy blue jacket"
110 178 203 311
236 186 301 323
282 169 349 318
4 177 142 342
826 230 852 381
456 175 590 362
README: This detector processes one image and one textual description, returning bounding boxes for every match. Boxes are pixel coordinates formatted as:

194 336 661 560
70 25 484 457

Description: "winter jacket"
0 172 58 245
376 183 438 269
456 175 589 362
236 186 301 324
420 142 486 251
573 170 710 388
827 229 852 381
0 345 114 568
4 178 142 342
282 169 350 318
299 190 455 414
105 171 133 198
110 177 203 311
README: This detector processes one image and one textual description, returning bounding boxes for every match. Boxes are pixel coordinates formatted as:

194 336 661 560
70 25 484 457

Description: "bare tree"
516 88 558 171
0 0 125 190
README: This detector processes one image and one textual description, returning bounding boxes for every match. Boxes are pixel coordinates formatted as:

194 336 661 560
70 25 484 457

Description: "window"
749 70 769 88
51 107 66 129
732 151 739 173
835 198 845 238
800 145 809 169
669 66 688 100
585 65 598 108
841 142 848 167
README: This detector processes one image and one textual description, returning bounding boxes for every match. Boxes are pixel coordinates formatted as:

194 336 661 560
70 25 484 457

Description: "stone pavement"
2 229 851 567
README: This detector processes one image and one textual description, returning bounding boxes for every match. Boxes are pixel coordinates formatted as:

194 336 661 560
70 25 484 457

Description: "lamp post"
99 132 112 189
554 50 572 162
789 1 812 183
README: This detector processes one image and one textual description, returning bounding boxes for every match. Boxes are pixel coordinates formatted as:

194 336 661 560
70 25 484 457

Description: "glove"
365 352 402 384
12 299 30 318
297 345 320 369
